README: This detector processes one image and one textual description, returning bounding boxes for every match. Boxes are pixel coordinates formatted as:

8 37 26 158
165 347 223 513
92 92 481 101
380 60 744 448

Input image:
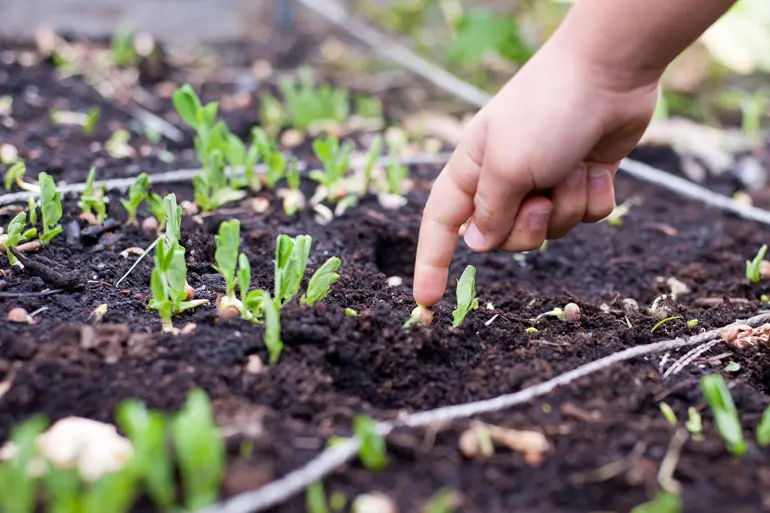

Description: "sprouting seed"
525 327 538 335
701 373 746 457
686 407 703 439
724 361 741 373
659 402 677 425
757 405 770 446
452 265 479 328
345 308 357 317
746 244 767 284
650 316 682 333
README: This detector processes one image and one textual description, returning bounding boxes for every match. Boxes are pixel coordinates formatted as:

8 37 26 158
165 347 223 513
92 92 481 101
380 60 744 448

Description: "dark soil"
3 39 770 513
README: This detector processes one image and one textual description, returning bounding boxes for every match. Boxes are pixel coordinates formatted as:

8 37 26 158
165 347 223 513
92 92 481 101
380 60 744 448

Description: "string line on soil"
299 0 770 227
0 153 453 207
202 312 770 513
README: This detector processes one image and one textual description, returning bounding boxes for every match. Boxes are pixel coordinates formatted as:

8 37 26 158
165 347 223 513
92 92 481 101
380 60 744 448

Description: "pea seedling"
758 405 770 446
170 388 225 511
0 415 49 513
120 172 149 225
262 290 284 365
274 234 312 308
278 67 350 132
301 256 342 307
78 167 108 223
259 93 285 139
746 244 767 284
701 374 746 456
310 136 354 203
629 491 682 513
83 106 101 135
452 265 479 328
279 157 305 216
361 134 383 196
3 212 34 266
659 402 677 426
146 192 167 231
353 414 388 471
4 161 38 192
252 127 286 189
214 219 262 321
306 482 330 513
39 172 63 244
384 147 409 197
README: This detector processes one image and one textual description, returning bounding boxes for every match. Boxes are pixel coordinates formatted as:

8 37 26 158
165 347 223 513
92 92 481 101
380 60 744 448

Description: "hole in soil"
374 228 417 279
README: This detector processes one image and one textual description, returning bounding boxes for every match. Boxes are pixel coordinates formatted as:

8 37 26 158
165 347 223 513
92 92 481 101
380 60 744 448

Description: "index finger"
413 150 479 307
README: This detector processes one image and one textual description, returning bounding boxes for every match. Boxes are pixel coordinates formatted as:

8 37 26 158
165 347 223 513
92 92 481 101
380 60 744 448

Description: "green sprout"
746 244 767 284
274 234 312 308
687 319 699 328
355 95 384 123
110 26 138 68
170 388 225 511
604 198 635 227
120 172 149 225
660 402 677 426
83 106 101 136
172 84 249 211
424 488 460 513
301 257 342 307
345 308 357 317
252 127 286 190
115 399 175 509
146 193 167 231
384 147 408 197
725 361 741 373
281 157 305 216
4 161 38 192
147 194 207 332
757 404 770 446
0 415 48 513
452 265 479 328
310 136 354 202
630 491 682 513
259 93 285 139
262 290 284 365
278 67 349 132
650 316 682 333
525 327 539 335
3 212 33 266
353 414 388 471
27 194 37 226
685 407 703 440
78 167 108 223
214 219 242 306
306 482 330 513
701 374 746 457
362 134 383 195
39 172 63 244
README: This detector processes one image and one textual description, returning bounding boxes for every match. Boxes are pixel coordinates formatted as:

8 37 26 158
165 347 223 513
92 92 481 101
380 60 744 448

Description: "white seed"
142 216 159 233
180 200 199 216
250 197 270 214
246 355 264 375
181 323 197 334
8 307 32 324
666 277 690 298
760 260 770 280
458 426 494 460
280 129 305 149
411 305 434 326
564 303 580 322
386 276 403 288
621 298 639 314
352 493 398 513
78 212 98 226
0 144 18 165
184 282 195 300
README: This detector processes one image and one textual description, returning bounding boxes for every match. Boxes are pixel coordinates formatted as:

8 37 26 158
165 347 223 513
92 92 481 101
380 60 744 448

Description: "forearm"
548 0 738 89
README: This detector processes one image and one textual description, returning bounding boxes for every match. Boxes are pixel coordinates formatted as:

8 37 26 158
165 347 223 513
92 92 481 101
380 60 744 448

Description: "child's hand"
412 42 659 307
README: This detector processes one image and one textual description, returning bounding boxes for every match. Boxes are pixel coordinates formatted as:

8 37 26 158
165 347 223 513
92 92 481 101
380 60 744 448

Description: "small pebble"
386 276 403 288
142 217 159 233
564 303 580 322
8 307 32 324
621 298 639 313
352 493 398 513
246 355 264 375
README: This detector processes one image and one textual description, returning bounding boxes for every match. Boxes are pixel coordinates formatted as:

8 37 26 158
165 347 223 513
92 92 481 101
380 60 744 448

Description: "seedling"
345 308 357 317
353 414 388 471
39 172 63 244
172 84 249 211
115 399 175 510
404 304 434 329
262 290 284 365
3 212 33 266
259 93 285 139
252 127 286 189
214 219 243 311
78 167 108 223
170 388 225 510
146 193 167 231
650 316 682 333
0 415 48 513
4 161 38 192
384 147 409 197
147 194 207 332
120 172 149 224
660 402 677 426
310 136 354 202
452 265 479 327
687 319 699 328
361 134 383 195
525 327 539 335
757 404 770 446
700 374 746 456
110 26 138 68
279 157 305 216
355 95 384 124
27 194 37 226
274 234 312 308
306 482 330 513
724 361 741 373
424 488 461 513
685 407 703 440
83 106 101 135
746 244 768 284
278 67 350 132
604 198 636 227
301 256 342 307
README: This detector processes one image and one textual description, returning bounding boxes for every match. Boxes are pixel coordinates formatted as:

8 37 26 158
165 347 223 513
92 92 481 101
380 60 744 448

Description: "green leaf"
120 172 149 223
226 133 246 167
146 193 166 228
170 389 225 511
162 193 182 248
447 9 533 65
353 414 388 471
83 106 101 135
4 212 26 266
4 160 26 191
172 84 201 129
82 468 138 513
758 404 770 446
27 194 37 226
287 157 301 191
452 265 479 327
214 219 241 298
701 374 746 456
279 235 311 307
746 244 767 283
41 465 81 513
0 415 49 513
301 256 341 307
265 150 286 188
630 491 682 513
363 135 382 192
306 482 329 513
262 290 283 365
115 399 175 509
238 253 252 303
39 172 62 244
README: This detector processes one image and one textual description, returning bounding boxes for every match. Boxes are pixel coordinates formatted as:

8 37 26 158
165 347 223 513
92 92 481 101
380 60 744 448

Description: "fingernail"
529 210 551 230
464 223 487 249
567 167 583 186
589 169 608 191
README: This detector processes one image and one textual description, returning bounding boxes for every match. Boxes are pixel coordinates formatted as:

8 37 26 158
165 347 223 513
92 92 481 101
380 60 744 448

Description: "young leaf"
262 290 283 365
274 234 312 307
214 219 241 299
170 389 225 511
746 244 768 284
237 253 251 302
0 415 49 513
120 172 149 224
4 161 27 191
385 148 408 196
146 193 166 230
115 399 175 509
82 467 138 513
701 374 747 456
83 106 101 135
27 194 37 226
630 491 682 513
287 157 301 191
353 414 388 471
39 172 63 244
758 404 770 446
4 212 27 266
306 482 330 513
173 84 201 129
301 256 341 307
163 193 182 248
452 265 479 327
362 134 382 194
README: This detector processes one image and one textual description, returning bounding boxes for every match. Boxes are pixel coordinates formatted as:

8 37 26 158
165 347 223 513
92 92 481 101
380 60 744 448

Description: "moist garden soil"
3 40 770 513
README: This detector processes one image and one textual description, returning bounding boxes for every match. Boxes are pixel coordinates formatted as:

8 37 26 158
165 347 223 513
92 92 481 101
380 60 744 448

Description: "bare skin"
412 0 739 307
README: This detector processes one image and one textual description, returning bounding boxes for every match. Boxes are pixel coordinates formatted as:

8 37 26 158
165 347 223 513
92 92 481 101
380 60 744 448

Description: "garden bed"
2 35 770 513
